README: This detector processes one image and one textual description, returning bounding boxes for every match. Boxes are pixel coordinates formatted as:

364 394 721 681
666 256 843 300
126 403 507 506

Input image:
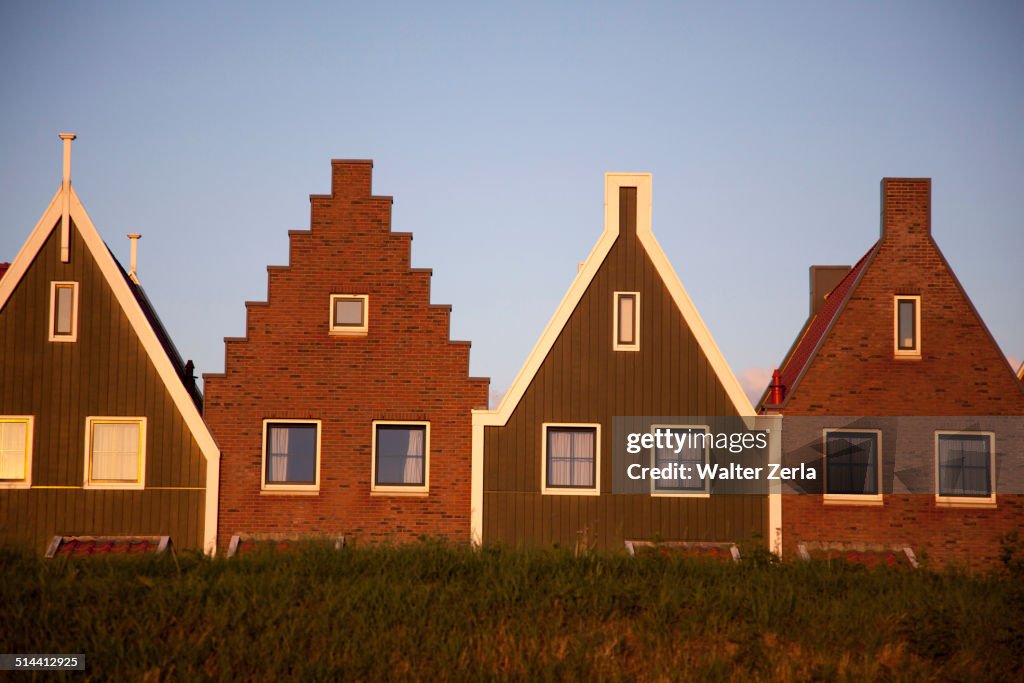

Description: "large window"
262 420 320 492
651 425 709 495
0 417 33 489
613 292 640 351
84 417 146 489
329 294 368 336
824 430 881 501
542 424 600 495
894 295 920 357
372 422 429 493
936 432 994 505
49 281 79 342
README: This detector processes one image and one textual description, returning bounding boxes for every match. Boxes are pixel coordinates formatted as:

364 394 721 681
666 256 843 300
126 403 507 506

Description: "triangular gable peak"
476 172 754 428
0 136 221 554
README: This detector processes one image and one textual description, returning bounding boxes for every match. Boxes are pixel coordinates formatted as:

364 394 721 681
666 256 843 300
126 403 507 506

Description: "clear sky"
2 1 1022 405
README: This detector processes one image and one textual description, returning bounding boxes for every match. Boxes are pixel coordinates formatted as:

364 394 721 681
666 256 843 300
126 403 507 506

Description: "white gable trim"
470 173 754 543
0 185 221 556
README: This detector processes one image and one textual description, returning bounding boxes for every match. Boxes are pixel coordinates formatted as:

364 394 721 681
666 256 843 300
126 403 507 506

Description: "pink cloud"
739 367 773 406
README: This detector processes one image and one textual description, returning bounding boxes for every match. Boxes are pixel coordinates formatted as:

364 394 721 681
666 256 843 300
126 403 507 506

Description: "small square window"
330 294 368 335
824 430 882 502
262 420 320 492
936 432 994 505
0 417 33 489
542 423 600 495
651 425 709 495
613 292 640 351
372 422 429 493
49 281 79 342
894 295 920 357
84 417 146 489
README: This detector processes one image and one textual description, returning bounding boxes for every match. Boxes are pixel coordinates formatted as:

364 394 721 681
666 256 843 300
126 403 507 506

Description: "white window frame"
541 422 601 496
83 417 147 490
613 292 640 352
0 416 34 489
650 424 711 498
822 428 883 505
371 420 430 496
49 281 79 342
261 419 322 494
893 295 921 358
935 431 996 508
329 294 369 336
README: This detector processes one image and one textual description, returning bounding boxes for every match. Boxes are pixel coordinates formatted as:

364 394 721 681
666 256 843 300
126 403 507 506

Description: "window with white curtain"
0 417 33 487
652 425 709 494
262 421 320 491
544 424 600 494
373 422 429 492
85 417 146 488
937 433 993 501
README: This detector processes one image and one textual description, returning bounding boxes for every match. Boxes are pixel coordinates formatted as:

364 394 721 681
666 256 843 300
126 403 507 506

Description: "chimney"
127 233 141 282
767 369 785 405
880 178 931 241
808 265 851 316
59 133 76 263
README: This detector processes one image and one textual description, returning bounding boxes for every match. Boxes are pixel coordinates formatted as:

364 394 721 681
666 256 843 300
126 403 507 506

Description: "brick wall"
780 178 1024 568
204 160 489 550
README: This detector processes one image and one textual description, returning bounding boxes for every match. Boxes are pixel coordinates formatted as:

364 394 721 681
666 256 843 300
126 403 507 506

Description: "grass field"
1 541 1022 681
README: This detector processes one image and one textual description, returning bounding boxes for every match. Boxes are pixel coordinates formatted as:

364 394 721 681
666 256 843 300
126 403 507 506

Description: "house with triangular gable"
0 135 220 555
472 174 776 552
759 178 1024 568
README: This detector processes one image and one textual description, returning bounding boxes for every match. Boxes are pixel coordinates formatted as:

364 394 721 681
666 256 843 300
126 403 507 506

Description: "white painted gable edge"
0 186 221 556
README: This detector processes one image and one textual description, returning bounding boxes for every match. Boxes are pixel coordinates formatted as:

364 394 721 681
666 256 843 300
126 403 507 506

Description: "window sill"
0 481 32 489
935 497 996 509
651 492 710 498
83 482 145 490
541 488 601 496
260 489 320 496
893 354 921 361
329 329 368 337
370 491 428 498
823 495 883 506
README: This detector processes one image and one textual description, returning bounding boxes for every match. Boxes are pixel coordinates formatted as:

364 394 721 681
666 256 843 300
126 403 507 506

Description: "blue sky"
2 1 1022 404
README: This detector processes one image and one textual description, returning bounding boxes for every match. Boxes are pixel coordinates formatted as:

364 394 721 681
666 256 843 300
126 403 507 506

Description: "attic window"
49 281 79 342
613 292 640 351
330 294 368 336
894 295 920 357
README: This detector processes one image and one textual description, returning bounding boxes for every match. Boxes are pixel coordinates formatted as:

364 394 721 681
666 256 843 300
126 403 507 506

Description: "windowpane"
265 424 318 484
898 299 916 350
826 432 878 495
54 285 74 336
334 299 364 327
547 427 596 488
617 294 636 345
654 427 706 492
0 421 28 480
91 422 141 482
938 434 991 497
375 425 426 486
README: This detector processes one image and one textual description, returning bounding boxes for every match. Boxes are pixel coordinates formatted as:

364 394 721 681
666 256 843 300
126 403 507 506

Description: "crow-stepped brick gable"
204 160 489 549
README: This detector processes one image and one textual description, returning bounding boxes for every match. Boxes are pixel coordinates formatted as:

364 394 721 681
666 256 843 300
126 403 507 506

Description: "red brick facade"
203 160 489 550
769 178 1024 569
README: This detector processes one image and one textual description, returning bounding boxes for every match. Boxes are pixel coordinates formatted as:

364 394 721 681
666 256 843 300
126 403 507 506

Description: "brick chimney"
330 159 374 197
808 265 851 316
880 178 931 241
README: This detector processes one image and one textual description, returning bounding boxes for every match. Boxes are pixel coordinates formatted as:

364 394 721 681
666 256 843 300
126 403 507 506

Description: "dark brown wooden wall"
0 221 206 552
483 188 766 550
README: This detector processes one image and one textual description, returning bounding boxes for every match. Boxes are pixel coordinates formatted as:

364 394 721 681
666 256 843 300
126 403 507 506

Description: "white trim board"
470 173 756 544
0 178 222 556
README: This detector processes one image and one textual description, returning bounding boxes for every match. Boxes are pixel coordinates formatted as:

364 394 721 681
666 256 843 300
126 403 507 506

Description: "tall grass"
1 541 1021 681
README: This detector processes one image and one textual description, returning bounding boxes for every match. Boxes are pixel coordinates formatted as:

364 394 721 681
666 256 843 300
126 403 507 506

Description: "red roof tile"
48 536 167 557
0 262 9 280
771 243 878 405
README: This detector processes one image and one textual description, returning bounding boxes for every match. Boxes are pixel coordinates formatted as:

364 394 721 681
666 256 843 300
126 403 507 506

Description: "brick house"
203 160 489 549
760 178 1024 568
0 135 220 554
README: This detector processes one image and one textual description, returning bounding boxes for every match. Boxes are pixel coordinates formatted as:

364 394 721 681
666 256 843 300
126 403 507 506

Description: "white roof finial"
58 133 76 263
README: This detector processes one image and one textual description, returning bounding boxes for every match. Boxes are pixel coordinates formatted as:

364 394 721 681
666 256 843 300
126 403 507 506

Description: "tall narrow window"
543 423 600 494
84 417 146 489
613 292 640 351
372 422 429 493
262 420 320 492
329 294 368 335
0 417 33 488
894 295 920 356
824 430 882 501
49 281 79 342
936 432 994 504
